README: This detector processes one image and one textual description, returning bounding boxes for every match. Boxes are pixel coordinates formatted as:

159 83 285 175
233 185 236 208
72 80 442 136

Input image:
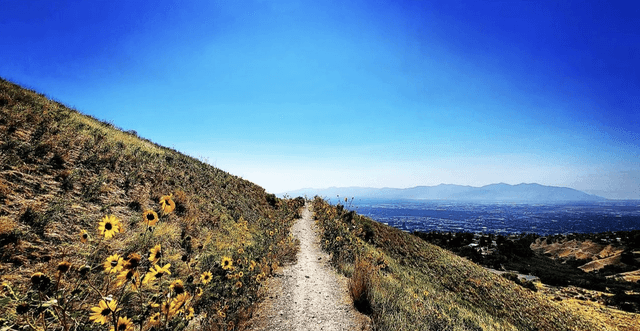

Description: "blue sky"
2 0 639 198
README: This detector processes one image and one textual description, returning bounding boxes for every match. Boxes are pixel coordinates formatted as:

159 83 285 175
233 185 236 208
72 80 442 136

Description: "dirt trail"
247 203 370 331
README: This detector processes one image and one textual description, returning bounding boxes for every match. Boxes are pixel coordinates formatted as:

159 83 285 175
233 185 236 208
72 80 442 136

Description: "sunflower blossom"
221 256 233 270
109 316 134 331
170 279 185 294
161 300 177 318
124 253 141 270
200 271 212 285
142 210 159 227
147 312 162 327
149 244 162 264
116 269 140 289
159 194 175 214
104 254 124 274
98 215 123 239
143 263 171 285
170 293 190 315
89 299 118 325
79 229 89 243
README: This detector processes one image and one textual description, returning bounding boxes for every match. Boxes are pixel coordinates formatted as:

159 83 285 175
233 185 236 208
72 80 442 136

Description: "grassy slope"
312 198 634 331
0 78 304 330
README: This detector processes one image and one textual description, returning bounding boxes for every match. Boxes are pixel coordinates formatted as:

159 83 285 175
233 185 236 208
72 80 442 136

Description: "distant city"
343 199 640 235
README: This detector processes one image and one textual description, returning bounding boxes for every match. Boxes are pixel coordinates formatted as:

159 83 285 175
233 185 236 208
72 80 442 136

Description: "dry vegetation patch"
312 197 625 331
531 238 626 272
0 78 304 330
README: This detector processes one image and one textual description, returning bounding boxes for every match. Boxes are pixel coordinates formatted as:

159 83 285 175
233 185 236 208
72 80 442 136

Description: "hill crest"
0 77 304 330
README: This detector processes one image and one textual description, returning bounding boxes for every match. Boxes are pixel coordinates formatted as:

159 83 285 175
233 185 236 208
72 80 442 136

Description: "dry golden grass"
0 78 305 330
580 254 623 272
531 237 627 272
348 256 376 315
540 287 640 331
312 197 630 331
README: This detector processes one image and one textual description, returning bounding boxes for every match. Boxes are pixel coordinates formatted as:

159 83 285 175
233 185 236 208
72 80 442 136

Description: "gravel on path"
247 203 370 331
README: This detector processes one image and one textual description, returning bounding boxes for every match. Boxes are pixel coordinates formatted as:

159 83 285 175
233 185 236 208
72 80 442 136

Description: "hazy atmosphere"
2 0 639 199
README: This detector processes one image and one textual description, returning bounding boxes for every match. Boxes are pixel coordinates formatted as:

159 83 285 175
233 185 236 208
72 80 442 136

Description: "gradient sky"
2 1 639 198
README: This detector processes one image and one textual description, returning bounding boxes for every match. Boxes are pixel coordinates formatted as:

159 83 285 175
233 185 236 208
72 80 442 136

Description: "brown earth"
531 238 625 271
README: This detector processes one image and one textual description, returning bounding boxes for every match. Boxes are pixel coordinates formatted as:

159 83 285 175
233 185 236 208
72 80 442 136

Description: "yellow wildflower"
79 229 89 243
124 253 141 270
89 300 118 325
161 300 176 318
104 254 124 274
143 263 171 285
149 244 162 264
159 194 175 214
185 307 195 320
142 210 159 226
221 256 233 270
170 293 190 315
116 269 140 289
170 279 185 294
98 215 123 239
30 272 51 291
200 271 212 285
109 316 133 331
147 312 162 327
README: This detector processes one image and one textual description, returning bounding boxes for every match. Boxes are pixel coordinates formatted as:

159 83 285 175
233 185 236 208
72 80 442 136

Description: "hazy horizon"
2 1 638 199
277 182 633 200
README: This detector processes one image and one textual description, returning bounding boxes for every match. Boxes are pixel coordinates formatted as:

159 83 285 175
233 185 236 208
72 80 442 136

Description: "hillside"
0 78 304 330
284 183 605 203
2 78 636 331
312 197 639 331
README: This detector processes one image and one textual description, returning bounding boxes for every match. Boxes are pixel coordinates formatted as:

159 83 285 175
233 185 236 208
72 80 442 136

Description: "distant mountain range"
280 183 607 203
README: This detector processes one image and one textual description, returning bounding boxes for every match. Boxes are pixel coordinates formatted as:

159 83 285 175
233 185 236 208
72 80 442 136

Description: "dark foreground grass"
0 78 304 331
313 197 623 331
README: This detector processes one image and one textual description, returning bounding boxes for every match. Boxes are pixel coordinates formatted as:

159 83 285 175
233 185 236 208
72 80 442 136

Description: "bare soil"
247 203 370 331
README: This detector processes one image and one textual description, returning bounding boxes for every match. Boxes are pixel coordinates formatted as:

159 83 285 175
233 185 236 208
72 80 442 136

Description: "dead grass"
0 78 305 330
349 256 376 315
0 216 18 236
531 238 627 272
312 197 628 331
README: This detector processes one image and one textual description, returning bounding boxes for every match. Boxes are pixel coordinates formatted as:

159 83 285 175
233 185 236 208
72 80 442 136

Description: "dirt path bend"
247 203 370 331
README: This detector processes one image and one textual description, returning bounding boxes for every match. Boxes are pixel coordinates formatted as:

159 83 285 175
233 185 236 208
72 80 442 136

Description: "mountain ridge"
281 183 606 203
